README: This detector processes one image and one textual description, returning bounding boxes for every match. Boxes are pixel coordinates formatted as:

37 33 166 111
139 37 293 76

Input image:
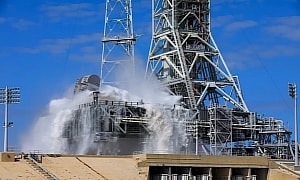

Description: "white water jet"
75 107 92 154
20 90 92 153
21 83 189 154
142 104 189 154
21 62 190 155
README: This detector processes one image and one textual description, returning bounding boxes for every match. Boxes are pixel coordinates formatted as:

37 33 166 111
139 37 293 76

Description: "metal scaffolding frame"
145 0 248 112
60 0 295 159
209 105 233 155
256 117 292 159
143 0 294 159
62 100 149 154
62 100 148 138
101 0 136 88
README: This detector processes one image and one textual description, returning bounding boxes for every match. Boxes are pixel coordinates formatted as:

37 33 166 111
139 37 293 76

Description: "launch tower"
145 0 293 157
146 0 247 111
61 0 294 159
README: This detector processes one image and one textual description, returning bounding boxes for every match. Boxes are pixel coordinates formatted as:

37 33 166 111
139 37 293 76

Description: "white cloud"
69 46 100 63
12 18 34 30
259 45 300 58
222 45 261 69
40 3 101 21
212 15 234 28
212 15 257 31
18 33 101 55
0 17 34 30
265 16 300 41
225 20 257 31
69 52 99 63
0 17 6 23
212 0 260 11
221 42 300 70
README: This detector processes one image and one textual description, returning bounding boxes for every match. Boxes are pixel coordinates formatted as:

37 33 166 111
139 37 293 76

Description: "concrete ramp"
41 156 102 179
0 159 43 179
41 155 147 179
78 156 147 179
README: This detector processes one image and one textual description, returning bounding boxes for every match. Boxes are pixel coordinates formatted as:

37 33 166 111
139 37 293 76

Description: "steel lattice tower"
101 0 136 88
146 0 248 112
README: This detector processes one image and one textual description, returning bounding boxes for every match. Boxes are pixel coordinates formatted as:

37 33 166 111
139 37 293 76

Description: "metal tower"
144 0 294 158
101 0 136 88
146 0 248 112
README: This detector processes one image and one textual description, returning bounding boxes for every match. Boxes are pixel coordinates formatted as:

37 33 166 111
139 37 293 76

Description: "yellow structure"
0 152 15 162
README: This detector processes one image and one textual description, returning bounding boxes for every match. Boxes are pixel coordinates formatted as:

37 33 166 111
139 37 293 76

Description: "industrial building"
56 0 297 161
0 0 299 180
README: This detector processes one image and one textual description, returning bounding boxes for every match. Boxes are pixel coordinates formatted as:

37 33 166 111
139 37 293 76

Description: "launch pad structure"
61 0 295 160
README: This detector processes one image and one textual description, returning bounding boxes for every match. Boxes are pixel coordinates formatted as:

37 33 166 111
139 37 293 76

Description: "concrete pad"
0 159 43 179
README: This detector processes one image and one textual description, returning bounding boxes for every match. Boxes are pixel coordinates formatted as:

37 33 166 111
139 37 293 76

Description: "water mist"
21 61 190 154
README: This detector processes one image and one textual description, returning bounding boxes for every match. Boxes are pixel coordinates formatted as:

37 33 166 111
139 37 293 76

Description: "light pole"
0 87 20 152
288 83 298 165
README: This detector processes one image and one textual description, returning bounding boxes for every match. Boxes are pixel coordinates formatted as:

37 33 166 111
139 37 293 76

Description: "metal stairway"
25 155 58 180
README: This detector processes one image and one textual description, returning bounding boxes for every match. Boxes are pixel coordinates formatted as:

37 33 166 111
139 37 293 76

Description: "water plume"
21 60 190 154
20 90 92 153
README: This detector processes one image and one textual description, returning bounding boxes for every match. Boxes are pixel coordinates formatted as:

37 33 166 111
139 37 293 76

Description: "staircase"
25 156 58 180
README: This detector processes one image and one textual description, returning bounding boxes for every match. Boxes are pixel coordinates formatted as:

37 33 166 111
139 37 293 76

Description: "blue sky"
0 0 299 151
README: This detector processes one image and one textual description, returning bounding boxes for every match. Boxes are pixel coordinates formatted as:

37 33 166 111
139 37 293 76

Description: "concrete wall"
139 154 270 167
0 153 299 179
141 154 299 180
268 169 299 180
0 152 15 162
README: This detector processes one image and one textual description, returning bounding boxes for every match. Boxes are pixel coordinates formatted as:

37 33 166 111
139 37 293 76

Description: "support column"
247 168 252 180
209 167 212 180
228 168 232 180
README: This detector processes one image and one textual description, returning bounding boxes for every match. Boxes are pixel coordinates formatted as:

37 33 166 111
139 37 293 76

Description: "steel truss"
195 106 293 159
62 97 293 159
62 100 148 140
146 0 248 111
62 100 149 154
209 105 233 155
256 117 293 159
58 0 295 159
101 0 136 87
144 0 293 159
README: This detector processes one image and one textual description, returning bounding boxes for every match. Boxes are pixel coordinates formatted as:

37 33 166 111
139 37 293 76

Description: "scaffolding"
144 0 293 159
60 0 295 159
62 99 149 154
146 0 248 111
101 0 136 87
209 105 233 155
256 117 292 159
